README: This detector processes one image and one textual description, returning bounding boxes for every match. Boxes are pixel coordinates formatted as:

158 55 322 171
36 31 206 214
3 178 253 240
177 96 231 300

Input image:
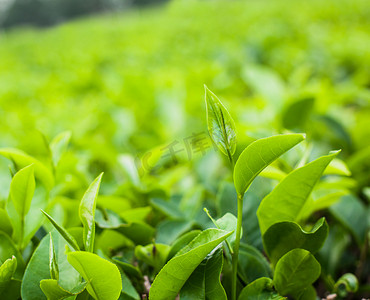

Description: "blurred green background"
0 0 369 191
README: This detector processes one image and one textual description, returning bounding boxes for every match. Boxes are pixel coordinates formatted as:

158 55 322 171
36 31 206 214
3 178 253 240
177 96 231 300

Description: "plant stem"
232 193 244 300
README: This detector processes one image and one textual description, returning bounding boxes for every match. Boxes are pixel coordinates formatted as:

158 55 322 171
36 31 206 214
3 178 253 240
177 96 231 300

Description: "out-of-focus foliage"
0 0 369 299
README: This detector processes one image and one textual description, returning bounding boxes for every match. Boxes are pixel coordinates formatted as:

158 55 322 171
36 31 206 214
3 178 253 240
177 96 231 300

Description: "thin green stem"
232 193 244 300
19 217 24 251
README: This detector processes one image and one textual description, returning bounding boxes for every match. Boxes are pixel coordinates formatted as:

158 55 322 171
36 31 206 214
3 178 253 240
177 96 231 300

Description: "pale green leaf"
49 131 72 167
10 164 35 219
79 173 103 252
204 85 237 158
40 279 86 300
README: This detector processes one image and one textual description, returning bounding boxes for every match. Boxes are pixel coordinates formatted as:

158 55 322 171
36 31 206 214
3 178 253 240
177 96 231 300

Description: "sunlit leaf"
234 134 305 196
79 173 103 252
257 151 339 234
149 228 233 300
67 251 122 300
204 85 237 158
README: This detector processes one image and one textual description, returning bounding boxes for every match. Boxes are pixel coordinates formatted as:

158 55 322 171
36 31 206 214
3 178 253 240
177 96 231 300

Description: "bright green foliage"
0 232 25 280
40 279 87 300
273 249 321 298
79 173 103 252
149 229 233 300
263 218 328 265
257 151 339 234
67 251 122 300
21 231 81 300
10 164 35 219
180 248 227 300
233 134 305 196
0 256 17 292
238 277 284 300
204 86 237 160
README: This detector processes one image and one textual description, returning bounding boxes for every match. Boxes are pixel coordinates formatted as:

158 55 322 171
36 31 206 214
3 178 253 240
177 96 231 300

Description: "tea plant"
0 86 367 300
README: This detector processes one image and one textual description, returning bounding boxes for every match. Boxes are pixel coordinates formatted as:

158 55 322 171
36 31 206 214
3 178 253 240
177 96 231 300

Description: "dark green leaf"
273 249 321 297
238 277 284 300
330 194 368 245
180 248 227 300
263 218 328 265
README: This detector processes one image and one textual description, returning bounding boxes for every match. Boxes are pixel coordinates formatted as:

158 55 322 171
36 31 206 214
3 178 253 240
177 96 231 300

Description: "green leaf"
0 148 54 190
238 277 284 300
263 218 328 265
216 212 240 246
79 173 103 252
119 269 140 300
273 249 321 297
334 273 358 297
0 208 13 237
41 209 80 251
134 243 170 273
281 97 315 130
330 194 368 245
0 231 25 280
40 280 86 300
180 248 227 300
112 257 142 281
7 184 49 249
257 151 339 234
0 256 17 294
10 164 35 219
67 251 122 300
40 279 86 300
167 230 201 260
234 134 305 196
21 231 81 300
238 244 272 284
95 209 155 245
48 234 59 280
204 85 237 158
149 228 233 300
49 131 72 167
